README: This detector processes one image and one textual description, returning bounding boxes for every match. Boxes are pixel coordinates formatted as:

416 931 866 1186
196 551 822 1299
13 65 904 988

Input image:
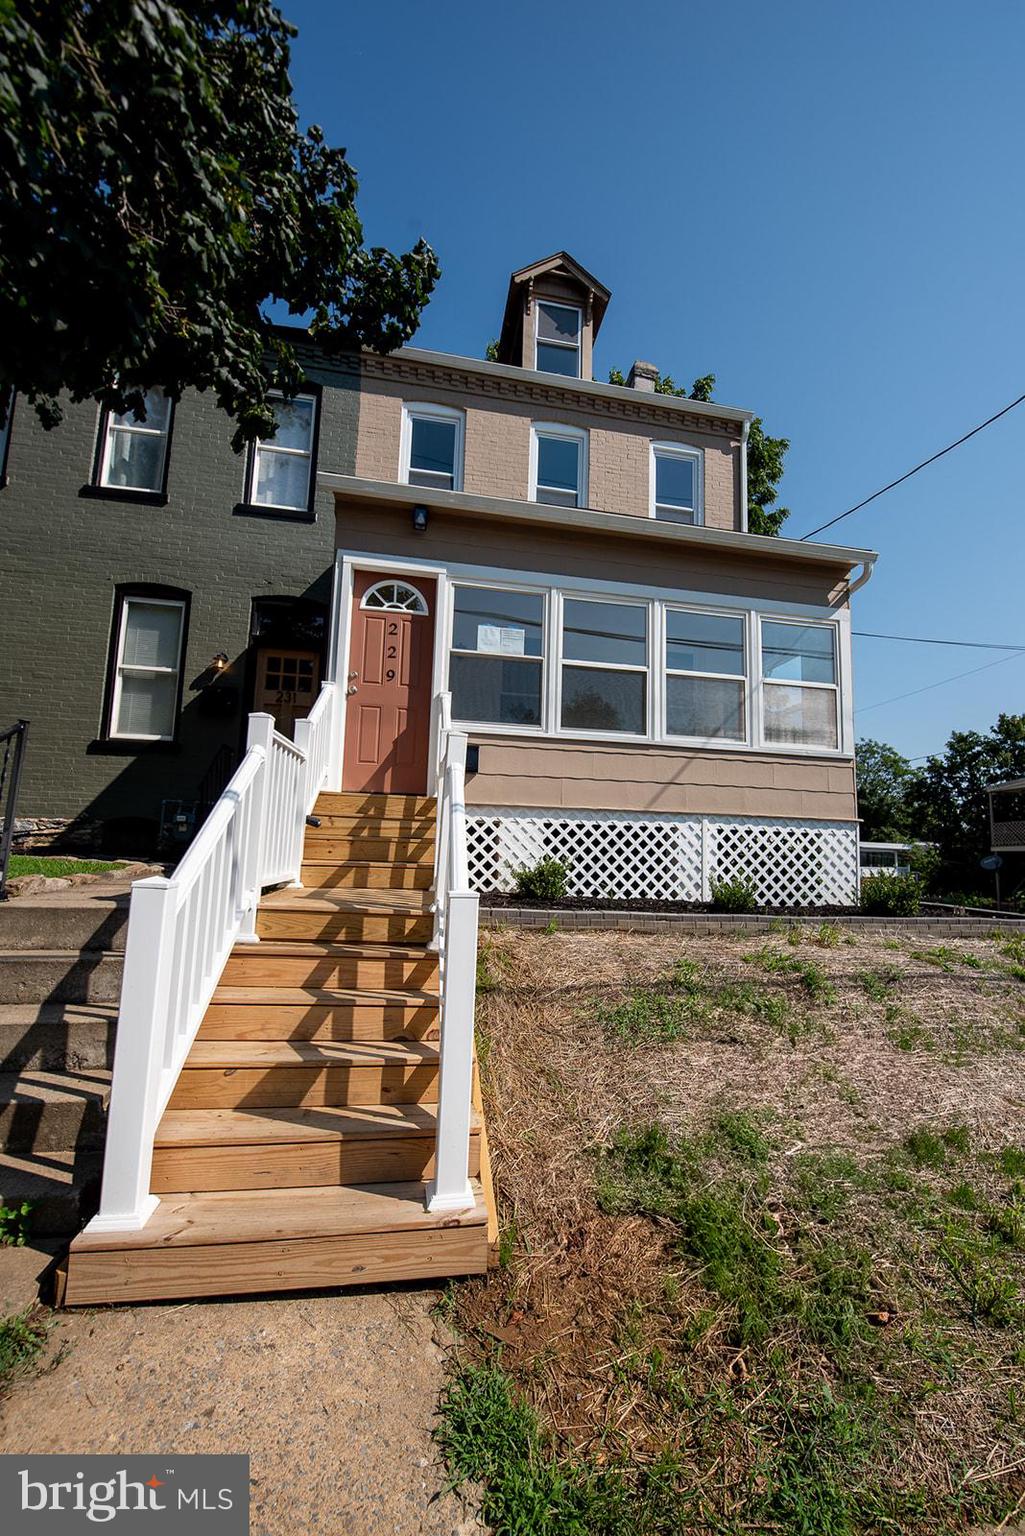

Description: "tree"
907 713 1025 890
0 1 439 445
855 738 920 841
608 367 790 535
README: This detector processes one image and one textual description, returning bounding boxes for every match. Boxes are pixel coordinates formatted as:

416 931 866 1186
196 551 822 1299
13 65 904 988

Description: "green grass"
7 855 126 878
601 960 798 1046
0 1308 48 1394
857 966 901 1002
743 945 837 1004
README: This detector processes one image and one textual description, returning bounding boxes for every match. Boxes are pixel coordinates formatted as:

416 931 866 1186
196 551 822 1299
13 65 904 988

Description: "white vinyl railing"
86 683 338 1234
427 691 480 1214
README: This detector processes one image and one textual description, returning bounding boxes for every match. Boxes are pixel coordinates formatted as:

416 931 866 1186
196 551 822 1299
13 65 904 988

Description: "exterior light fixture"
412 504 429 534
211 652 229 672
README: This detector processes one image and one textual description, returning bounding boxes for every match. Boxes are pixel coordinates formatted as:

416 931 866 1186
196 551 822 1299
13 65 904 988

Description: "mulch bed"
481 892 858 917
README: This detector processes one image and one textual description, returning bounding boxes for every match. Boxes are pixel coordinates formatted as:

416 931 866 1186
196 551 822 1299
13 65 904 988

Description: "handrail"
0 720 29 902
86 685 339 1233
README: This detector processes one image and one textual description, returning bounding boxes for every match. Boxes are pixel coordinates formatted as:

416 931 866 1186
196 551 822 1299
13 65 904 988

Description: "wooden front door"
342 573 437 793
254 648 321 737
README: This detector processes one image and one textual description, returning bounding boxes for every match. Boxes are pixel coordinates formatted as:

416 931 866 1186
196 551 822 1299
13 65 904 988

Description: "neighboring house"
0 335 359 853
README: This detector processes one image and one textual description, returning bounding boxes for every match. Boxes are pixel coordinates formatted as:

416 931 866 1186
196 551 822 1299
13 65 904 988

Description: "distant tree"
0 1 439 446
907 713 1025 889
608 366 790 535
485 339 500 362
855 738 920 841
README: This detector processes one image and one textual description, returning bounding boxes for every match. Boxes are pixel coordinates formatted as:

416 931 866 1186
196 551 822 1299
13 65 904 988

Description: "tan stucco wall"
354 371 740 531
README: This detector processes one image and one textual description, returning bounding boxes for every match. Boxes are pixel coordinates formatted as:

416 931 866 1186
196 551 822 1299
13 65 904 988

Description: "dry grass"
448 926 1025 1534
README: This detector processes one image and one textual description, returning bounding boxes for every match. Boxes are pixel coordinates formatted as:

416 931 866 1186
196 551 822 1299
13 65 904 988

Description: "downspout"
739 420 750 533
846 558 876 597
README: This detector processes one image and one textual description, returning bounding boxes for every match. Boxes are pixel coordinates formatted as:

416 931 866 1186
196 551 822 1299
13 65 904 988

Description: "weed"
903 1128 948 1169
0 1201 33 1247
743 946 836 1004
911 945 983 973
858 965 901 1002
793 1150 863 1220
709 874 757 913
886 1008 933 1052
543 918 559 936
497 1221 519 1270
0 1308 48 1392
711 1109 771 1164
999 1145 1025 1179
476 945 504 995
815 921 843 949
942 1125 972 1155
601 988 700 1046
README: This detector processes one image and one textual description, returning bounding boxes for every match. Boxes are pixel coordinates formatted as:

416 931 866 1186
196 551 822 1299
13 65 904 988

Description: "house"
9 252 879 1302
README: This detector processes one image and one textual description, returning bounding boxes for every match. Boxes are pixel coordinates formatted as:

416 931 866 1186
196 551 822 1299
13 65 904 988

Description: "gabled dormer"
496 252 610 381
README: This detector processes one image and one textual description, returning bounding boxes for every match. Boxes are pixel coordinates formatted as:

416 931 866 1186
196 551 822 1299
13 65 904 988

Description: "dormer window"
534 302 582 377
401 403 464 491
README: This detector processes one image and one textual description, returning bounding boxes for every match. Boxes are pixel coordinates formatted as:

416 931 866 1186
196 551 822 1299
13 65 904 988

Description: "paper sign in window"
477 625 526 656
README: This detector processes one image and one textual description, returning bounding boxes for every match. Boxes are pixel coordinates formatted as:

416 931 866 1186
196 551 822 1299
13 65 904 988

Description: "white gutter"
739 418 750 533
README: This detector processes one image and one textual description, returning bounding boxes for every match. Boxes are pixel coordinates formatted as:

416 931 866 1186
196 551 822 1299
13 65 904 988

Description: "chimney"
627 359 659 392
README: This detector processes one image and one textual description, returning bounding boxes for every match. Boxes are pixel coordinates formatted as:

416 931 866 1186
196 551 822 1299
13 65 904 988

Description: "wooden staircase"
61 793 493 1304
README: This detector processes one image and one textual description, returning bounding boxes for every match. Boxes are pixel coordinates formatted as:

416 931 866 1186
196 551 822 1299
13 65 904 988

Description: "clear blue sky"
285 0 1024 763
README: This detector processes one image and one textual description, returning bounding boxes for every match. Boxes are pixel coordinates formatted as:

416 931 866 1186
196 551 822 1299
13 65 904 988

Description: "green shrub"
0 1202 33 1247
512 855 568 901
860 871 923 916
710 874 758 913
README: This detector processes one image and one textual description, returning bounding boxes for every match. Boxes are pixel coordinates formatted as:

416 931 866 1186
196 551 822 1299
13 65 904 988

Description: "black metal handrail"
0 720 29 901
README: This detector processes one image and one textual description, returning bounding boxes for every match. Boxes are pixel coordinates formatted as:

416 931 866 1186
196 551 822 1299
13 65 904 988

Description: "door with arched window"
342 572 437 793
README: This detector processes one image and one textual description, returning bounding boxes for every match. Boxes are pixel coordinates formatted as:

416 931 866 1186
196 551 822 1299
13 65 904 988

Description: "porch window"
665 609 746 740
449 585 544 726
401 403 463 491
760 620 838 748
651 443 703 525
98 388 172 493
109 596 186 741
561 597 647 734
534 301 582 377
531 424 587 508
248 394 317 512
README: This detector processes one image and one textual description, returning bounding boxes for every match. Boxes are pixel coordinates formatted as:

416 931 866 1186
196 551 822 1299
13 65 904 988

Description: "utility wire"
799 390 1025 540
853 630 1025 651
855 649 1025 715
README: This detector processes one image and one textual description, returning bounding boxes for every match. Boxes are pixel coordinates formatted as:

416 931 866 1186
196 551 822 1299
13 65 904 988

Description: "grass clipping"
439 926 1025 1535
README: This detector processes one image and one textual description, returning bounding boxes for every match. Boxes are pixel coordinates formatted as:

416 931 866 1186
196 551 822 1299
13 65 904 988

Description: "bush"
710 874 758 913
512 855 569 901
860 871 923 916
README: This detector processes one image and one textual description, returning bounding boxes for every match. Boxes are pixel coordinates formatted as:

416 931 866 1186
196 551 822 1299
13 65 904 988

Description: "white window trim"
756 616 841 752
529 422 588 509
557 591 651 741
399 401 465 492
448 580 548 731
533 301 583 378
109 596 185 743
98 390 171 493
663 602 749 746
246 392 317 512
361 579 430 614
649 441 704 526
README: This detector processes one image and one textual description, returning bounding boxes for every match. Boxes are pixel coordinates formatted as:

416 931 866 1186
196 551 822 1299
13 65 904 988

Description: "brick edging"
479 909 1024 937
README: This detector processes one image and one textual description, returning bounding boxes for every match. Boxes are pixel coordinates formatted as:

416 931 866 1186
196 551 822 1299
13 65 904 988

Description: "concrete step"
0 897 130 952
0 950 124 1004
0 1149 103 1235
0 1003 117 1072
0 1069 112 1153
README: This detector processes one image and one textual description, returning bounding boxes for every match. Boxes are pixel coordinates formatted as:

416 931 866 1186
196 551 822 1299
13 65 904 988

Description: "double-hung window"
651 442 702 524
98 388 172 494
561 598 647 735
401 403 463 491
248 394 317 512
534 301 582 377
531 424 587 508
109 596 186 741
760 620 839 749
449 586 544 726
666 609 746 740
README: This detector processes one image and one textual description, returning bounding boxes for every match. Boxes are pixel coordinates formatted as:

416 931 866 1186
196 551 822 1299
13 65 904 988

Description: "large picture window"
760 620 838 748
109 595 186 741
98 388 172 494
449 586 544 726
561 598 647 734
666 609 746 740
247 394 317 512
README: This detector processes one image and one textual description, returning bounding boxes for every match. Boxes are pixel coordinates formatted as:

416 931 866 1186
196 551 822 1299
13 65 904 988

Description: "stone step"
0 897 130 952
0 1149 103 1235
0 1003 117 1072
0 950 124 1004
0 1069 112 1153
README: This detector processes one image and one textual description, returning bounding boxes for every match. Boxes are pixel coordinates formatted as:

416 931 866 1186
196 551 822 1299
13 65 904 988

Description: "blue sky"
285 0 1024 763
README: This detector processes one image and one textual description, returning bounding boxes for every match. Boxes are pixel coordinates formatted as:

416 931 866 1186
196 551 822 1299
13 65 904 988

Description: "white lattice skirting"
466 808 860 907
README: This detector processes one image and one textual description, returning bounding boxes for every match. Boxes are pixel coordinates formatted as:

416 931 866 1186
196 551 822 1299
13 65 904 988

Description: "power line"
854 630 1025 651
799 390 1025 540
855 649 1025 715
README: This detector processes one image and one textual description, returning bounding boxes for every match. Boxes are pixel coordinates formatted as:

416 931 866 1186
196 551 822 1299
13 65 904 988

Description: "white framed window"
400 402 464 491
449 584 545 727
98 388 172 493
362 580 429 614
530 423 587 508
651 442 703 525
248 393 317 512
759 619 839 749
109 596 186 741
560 596 648 736
534 301 582 377
665 607 747 742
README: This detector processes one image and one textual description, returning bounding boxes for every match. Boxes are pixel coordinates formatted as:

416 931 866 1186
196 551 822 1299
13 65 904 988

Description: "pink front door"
341 572 437 793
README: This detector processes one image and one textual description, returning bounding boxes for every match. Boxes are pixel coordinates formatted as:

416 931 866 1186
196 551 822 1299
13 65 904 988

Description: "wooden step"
301 834 436 864
256 889 433 945
63 1179 487 1305
314 792 436 818
220 941 440 991
168 1040 440 1110
151 1103 480 1192
310 811 437 832
201 987 440 1042
300 861 433 891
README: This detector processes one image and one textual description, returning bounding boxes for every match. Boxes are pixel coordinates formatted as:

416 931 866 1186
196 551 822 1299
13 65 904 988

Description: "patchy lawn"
6 856 127 878
441 925 1025 1535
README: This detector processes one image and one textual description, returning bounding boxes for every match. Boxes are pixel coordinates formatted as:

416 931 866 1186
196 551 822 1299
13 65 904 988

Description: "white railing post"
238 712 274 942
428 888 479 1213
292 715 312 888
86 878 176 1232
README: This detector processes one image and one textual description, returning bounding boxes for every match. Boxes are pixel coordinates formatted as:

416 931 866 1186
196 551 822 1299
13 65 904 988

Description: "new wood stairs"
61 793 495 1304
